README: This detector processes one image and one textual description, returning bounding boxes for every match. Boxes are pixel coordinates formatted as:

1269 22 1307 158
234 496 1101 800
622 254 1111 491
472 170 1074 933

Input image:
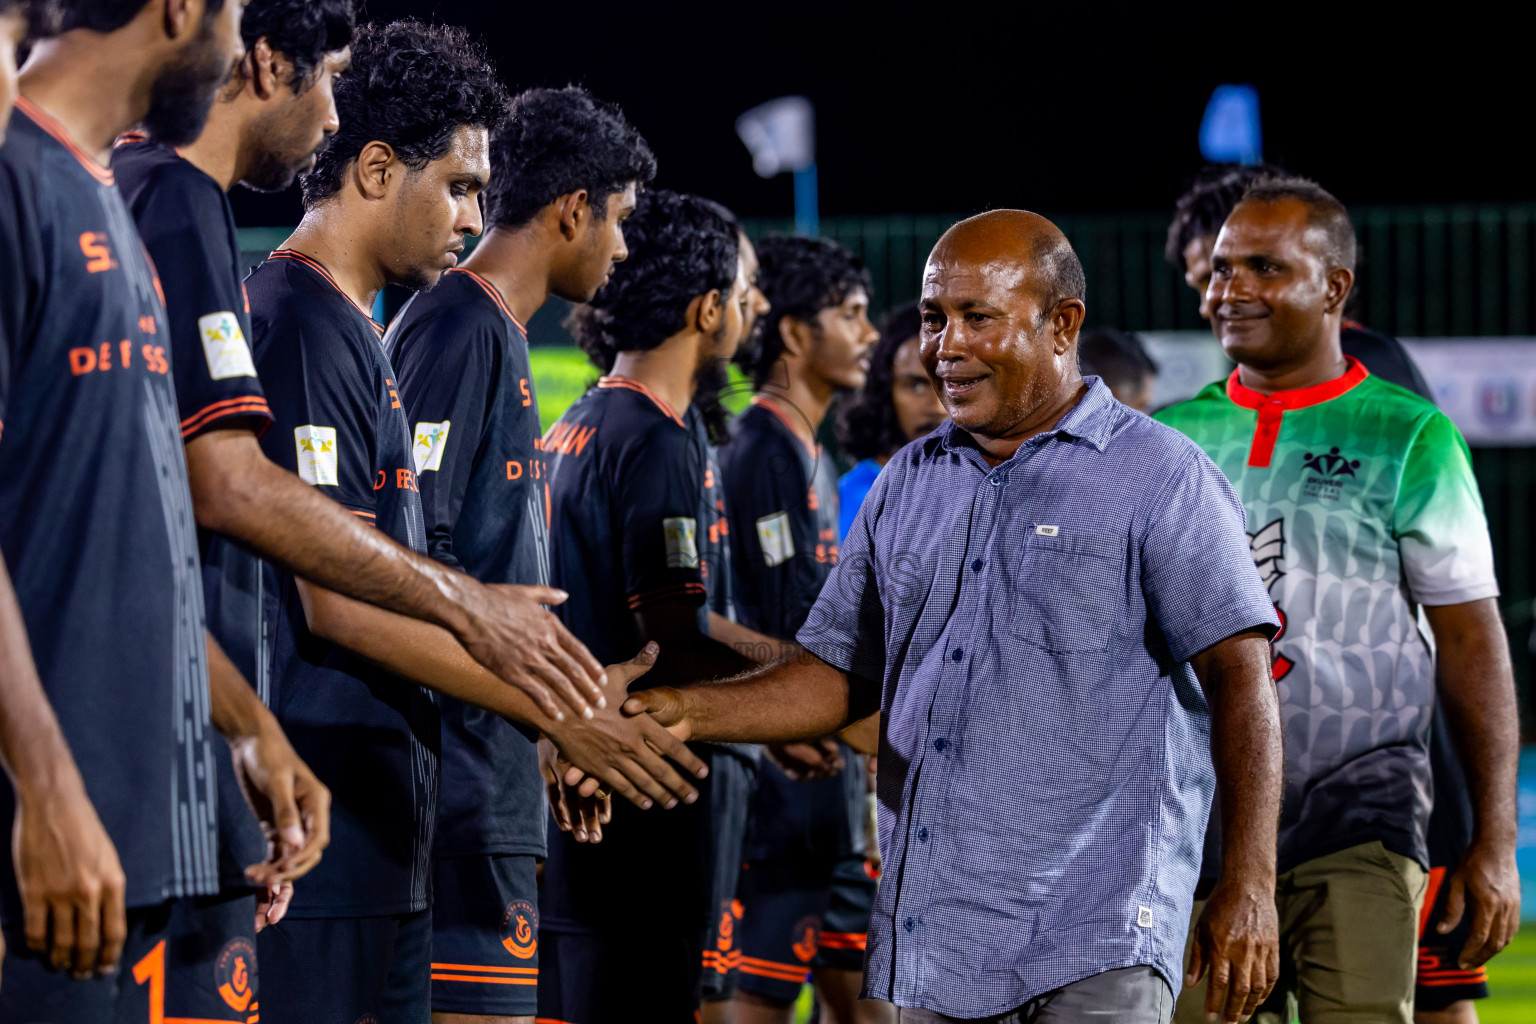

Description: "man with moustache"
1156 177 1519 1024
626 209 1285 1024
0 1 335 1019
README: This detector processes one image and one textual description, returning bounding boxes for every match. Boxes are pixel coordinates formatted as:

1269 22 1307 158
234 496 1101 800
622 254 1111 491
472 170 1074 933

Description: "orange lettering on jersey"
386 379 401 410
79 232 116 273
819 528 836 542
138 315 157 335
397 468 418 492
807 487 819 511
704 468 715 489
69 347 97 375
520 378 532 407
374 471 387 491
709 523 720 544
140 344 169 374
120 340 133 368
98 342 113 371
506 460 523 480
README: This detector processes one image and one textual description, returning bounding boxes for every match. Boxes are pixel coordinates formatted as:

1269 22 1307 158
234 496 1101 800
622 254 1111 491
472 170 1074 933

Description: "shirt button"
918 827 929 842
971 558 984 572
904 917 915 932
951 647 963 662
989 476 1001 487
933 737 947 752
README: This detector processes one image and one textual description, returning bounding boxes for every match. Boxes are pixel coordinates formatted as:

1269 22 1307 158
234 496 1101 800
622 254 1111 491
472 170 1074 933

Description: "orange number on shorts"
132 939 167 1024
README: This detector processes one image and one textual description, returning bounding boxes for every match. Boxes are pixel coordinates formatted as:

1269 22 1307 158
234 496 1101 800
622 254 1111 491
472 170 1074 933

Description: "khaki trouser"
1174 842 1427 1024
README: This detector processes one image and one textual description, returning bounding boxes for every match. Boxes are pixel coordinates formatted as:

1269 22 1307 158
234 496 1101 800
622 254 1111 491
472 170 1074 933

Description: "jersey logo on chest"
1300 446 1363 501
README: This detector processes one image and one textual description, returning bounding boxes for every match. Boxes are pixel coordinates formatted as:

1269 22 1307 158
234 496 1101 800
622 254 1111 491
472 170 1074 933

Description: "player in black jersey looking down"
1 2 333 1020
240 24 705 1024
386 84 657 1024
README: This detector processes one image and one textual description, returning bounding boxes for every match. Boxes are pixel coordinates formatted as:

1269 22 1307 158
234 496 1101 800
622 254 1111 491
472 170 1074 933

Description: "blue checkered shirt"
797 378 1279 1017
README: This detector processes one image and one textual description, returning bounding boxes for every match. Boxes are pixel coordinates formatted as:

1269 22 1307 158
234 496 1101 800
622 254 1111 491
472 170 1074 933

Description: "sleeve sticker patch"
294 425 338 486
756 511 795 567
412 420 451 473
663 516 699 569
198 311 257 380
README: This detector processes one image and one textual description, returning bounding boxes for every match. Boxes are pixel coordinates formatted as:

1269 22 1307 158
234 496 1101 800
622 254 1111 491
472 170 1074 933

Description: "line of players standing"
0 2 903 1022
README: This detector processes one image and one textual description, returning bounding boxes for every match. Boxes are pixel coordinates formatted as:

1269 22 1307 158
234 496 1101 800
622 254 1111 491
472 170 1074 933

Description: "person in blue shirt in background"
833 302 946 541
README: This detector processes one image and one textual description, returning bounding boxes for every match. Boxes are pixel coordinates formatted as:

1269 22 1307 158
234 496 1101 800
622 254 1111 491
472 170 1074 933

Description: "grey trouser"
896 966 1173 1023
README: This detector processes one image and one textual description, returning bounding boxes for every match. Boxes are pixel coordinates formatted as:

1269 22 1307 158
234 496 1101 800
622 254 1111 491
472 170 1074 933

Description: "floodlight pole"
794 162 819 237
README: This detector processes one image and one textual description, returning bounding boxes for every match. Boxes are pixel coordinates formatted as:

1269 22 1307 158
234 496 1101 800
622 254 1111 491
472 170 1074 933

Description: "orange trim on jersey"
536 1018 579 1024
180 396 273 438
163 1017 257 1024
113 131 148 148
448 268 526 333
1418 866 1447 938
751 394 820 457
816 931 867 950
1225 357 1370 468
430 962 538 975
430 973 537 986
268 250 384 333
597 375 685 428
627 582 707 610
14 97 113 185
348 509 376 519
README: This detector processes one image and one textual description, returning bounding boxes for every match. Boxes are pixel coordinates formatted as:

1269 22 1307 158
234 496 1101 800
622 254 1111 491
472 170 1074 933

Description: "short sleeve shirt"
1155 360 1498 872
798 378 1278 1016
718 399 864 862
540 378 731 933
113 137 274 890
0 100 219 915
245 250 440 917
385 269 548 858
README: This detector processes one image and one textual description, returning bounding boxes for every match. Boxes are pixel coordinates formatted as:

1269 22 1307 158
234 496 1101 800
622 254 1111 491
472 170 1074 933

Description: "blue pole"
793 162 819 237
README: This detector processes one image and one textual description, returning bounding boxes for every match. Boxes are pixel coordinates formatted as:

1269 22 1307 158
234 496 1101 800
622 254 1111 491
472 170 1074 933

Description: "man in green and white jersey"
1156 176 1520 1024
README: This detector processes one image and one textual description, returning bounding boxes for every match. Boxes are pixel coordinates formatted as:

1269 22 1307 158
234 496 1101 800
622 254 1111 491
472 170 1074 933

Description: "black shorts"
538 924 705 1024
256 908 430 1024
1415 701 1488 1009
736 854 878 1004
430 853 539 1016
0 891 257 1024
699 747 754 1003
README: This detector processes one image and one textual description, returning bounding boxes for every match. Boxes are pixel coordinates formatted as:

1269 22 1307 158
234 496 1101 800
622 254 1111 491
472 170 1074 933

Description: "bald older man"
625 210 1284 1023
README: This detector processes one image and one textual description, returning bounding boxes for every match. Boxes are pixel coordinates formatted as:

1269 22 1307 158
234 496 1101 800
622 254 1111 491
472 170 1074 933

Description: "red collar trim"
750 394 819 457
16 97 113 186
270 249 383 336
598 376 685 427
449 269 526 333
1225 356 1369 411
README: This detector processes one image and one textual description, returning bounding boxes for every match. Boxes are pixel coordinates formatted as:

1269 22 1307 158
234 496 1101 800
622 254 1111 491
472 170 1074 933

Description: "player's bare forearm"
297 585 708 808
206 630 270 743
627 654 878 745
635 599 763 685
1426 599 1519 848
707 610 800 665
1192 631 1281 888
185 427 604 719
1424 598 1520 966
0 553 78 796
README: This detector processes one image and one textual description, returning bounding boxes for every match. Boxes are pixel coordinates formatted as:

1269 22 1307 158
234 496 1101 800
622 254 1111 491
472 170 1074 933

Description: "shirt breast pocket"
1009 528 1125 653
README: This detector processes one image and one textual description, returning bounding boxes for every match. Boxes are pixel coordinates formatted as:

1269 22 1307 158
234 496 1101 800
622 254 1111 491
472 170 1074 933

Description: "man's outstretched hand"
765 739 844 780
1186 878 1279 1023
540 737 612 843
543 645 706 813
454 583 608 724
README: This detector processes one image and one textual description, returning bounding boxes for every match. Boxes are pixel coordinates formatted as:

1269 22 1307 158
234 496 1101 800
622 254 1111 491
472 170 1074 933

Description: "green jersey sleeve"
1393 410 1499 606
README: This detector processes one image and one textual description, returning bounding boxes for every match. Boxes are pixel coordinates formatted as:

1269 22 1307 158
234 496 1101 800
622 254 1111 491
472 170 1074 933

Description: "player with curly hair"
384 84 657 1024
240 25 705 1023
540 189 774 1023
715 235 893 1024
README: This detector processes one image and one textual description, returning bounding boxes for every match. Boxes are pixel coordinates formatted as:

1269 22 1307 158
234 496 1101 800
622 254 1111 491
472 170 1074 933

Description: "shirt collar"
926 376 1118 459
1225 356 1370 411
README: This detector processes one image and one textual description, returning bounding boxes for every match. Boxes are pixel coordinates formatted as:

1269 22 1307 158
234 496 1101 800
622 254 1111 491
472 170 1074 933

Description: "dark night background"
229 3 1532 228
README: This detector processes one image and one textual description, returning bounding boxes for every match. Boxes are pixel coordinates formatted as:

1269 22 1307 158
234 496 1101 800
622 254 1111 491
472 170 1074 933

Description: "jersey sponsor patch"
756 510 795 567
412 419 451 473
663 516 699 568
198 310 257 379
294 424 339 485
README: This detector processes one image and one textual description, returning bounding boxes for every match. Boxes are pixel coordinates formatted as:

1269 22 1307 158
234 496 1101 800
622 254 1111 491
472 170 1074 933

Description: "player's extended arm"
635 599 764 685
1423 597 1521 969
622 651 879 745
184 427 604 721
295 583 708 810
1186 630 1282 1024
205 631 331 889
0 554 126 978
